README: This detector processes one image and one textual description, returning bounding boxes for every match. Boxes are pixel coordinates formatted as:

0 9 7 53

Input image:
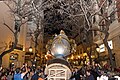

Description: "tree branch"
91 0 107 16
4 1 15 13
79 0 91 29
3 23 15 34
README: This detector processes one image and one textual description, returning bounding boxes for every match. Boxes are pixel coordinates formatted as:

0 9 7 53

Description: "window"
109 12 116 23
108 0 112 6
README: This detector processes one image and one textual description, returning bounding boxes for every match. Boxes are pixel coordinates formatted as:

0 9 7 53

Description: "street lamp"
29 47 33 52
96 44 100 58
96 45 100 52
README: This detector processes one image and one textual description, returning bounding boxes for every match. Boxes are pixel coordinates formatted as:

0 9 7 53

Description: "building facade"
93 0 120 67
0 1 27 68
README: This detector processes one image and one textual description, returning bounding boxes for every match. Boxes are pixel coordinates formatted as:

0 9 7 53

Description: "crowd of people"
0 62 120 80
70 63 120 80
0 63 46 80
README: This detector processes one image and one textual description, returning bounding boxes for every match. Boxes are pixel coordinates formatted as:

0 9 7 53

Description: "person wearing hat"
38 70 44 80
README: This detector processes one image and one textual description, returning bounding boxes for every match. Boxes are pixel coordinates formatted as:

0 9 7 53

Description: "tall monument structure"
45 30 76 80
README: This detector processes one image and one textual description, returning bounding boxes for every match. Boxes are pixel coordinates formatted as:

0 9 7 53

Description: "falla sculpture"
51 30 71 58
46 30 76 58
45 30 76 80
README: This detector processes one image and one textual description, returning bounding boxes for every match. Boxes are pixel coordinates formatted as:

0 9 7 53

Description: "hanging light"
29 47 33 52
96 44 100 52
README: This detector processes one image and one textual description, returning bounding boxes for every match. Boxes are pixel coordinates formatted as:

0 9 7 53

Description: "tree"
42 0 119 68
43 0 93 64
0 0 33 66
27 0 45 65
0 0 46 66
88 0 116 68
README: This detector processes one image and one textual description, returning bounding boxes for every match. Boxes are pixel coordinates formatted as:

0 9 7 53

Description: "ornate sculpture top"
46 30 76 58
51 30 70 58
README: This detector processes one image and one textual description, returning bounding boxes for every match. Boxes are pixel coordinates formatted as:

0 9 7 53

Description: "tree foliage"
0 0 44 66
43 0 118 67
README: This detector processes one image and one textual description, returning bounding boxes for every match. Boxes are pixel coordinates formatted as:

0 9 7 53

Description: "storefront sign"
108 40 113 49
99 44 105 52
99 40 113 52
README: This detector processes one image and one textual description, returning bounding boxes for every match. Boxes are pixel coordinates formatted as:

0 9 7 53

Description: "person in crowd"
14 68 21 80
38 70 44 80
70 68 75 80
21 63 28 80
31 69 40 80
7 71 13 80
91 63 101 80
94 63 101 74
72 67 81 80
28 69 34 80
86 70 95 80
1 72 7 80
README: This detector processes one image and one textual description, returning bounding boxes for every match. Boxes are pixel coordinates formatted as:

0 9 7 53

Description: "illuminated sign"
99 40 113 52
108 40 113 49
99 44 105 52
